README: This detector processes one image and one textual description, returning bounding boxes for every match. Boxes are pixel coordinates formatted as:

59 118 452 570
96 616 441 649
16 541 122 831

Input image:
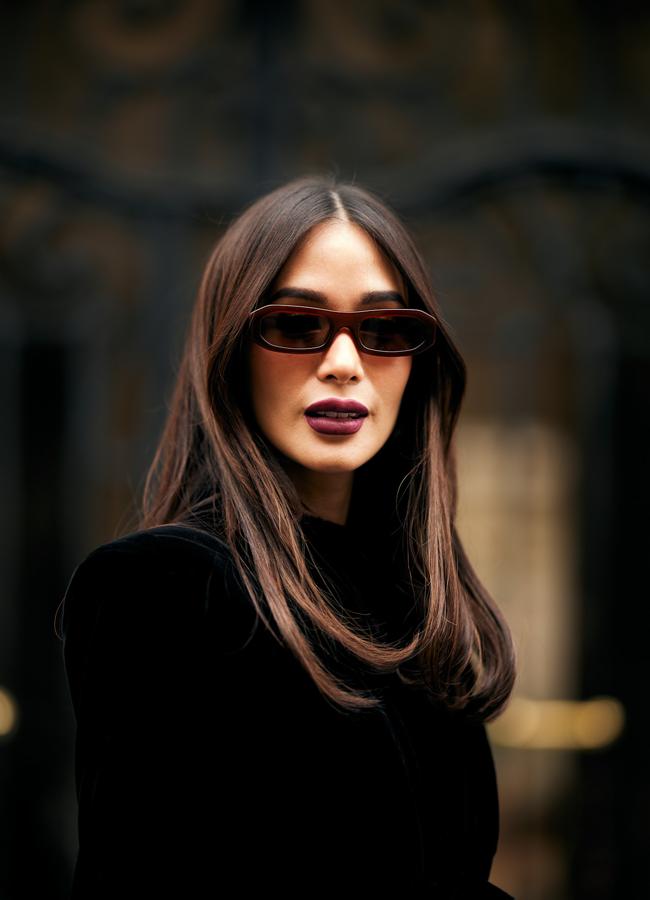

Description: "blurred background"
1 2 648 898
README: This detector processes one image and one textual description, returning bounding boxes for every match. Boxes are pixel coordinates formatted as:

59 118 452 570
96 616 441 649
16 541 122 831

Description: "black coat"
60 514 514 899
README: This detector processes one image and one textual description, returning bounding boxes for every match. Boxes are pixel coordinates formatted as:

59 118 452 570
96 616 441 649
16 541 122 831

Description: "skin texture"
247 219 412 526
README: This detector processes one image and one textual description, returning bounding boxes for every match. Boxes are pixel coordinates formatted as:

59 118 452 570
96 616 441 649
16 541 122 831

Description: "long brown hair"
135 174 516 721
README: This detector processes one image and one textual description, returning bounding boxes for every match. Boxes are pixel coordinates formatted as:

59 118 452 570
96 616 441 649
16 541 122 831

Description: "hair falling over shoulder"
132 174 517 722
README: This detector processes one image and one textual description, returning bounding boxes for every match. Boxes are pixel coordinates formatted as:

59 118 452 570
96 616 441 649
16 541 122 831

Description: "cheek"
400 357 413 394
248 347 281 417
248 346 308 419
377 358 413 411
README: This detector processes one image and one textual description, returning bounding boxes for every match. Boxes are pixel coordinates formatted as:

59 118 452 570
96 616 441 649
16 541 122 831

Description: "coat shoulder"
78 522 232 572
59 524 257 658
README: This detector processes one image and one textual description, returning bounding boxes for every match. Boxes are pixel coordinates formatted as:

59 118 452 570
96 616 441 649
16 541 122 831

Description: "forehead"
272 220 406 296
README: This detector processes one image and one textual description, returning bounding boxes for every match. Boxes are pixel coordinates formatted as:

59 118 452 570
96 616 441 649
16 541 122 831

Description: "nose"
317 327 364 380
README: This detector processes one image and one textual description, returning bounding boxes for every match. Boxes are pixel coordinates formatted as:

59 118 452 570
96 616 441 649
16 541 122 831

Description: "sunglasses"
247 304 437 357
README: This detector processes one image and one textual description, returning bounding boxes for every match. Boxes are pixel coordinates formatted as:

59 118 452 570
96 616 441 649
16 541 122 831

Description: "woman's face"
247 219 412 482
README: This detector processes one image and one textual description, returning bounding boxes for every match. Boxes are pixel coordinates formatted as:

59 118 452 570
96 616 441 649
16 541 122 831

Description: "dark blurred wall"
0 3 648 898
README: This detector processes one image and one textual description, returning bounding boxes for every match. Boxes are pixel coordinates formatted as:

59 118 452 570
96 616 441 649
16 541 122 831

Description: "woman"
57 175 516 898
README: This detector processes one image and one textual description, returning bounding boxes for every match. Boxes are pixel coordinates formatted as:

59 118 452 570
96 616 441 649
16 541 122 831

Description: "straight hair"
134 174 516 720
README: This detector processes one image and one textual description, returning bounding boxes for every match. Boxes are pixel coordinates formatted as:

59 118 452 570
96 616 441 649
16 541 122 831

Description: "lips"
304 397 369 417
304 397 369 436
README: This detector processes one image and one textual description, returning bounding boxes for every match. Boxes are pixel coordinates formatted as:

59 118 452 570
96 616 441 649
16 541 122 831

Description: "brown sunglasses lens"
258 311 430 353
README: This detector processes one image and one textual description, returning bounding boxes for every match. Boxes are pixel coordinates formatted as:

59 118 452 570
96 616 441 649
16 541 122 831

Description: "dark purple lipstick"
304 397 369 435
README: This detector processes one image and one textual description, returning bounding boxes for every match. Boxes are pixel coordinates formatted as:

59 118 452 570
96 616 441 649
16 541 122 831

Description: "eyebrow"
267 287 407 307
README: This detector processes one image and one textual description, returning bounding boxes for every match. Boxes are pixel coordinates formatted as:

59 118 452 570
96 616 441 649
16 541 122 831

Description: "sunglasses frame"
247 304 438 357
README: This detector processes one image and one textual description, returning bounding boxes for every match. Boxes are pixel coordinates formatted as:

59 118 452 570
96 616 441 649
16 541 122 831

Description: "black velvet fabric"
60 515 514 899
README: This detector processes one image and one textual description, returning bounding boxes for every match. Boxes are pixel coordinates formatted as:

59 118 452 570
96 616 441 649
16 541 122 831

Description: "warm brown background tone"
1 3 648 898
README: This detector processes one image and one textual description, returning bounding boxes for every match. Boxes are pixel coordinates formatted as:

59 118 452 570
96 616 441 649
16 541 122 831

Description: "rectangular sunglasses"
247 304 437 357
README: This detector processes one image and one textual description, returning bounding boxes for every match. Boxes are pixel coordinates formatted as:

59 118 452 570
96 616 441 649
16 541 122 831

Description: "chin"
312 449 378 472
312 462 361 475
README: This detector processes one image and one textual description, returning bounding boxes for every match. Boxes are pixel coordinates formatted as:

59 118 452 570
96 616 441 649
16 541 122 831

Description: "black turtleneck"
59 518 514 899
298 512 508 896
299 511 421 649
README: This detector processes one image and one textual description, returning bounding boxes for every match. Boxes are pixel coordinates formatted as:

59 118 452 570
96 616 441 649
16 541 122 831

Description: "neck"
284 463 354 527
